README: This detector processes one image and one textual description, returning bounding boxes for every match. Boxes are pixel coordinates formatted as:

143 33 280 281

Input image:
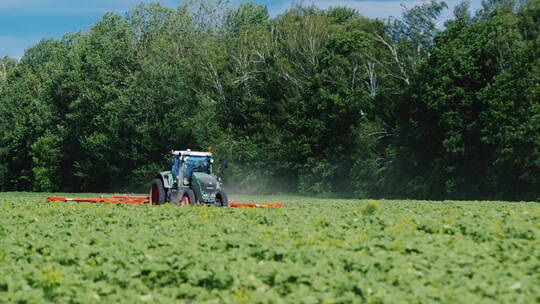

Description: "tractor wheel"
150 178 166 205
180 189 195 206
215 191 228 207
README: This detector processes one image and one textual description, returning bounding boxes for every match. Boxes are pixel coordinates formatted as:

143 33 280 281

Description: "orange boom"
45 195 282 208
228 201 283 208
46 195 149 204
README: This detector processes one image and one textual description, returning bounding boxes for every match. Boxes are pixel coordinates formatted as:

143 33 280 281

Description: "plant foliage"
0 193 539 302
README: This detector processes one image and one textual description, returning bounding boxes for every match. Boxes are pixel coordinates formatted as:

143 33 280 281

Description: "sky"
0 0 483 59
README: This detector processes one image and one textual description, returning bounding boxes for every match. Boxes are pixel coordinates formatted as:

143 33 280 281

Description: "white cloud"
275 0 484 22
307 0 423 19
0 35 41 59
265 1 293 16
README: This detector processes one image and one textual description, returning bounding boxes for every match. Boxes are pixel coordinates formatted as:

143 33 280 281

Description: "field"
0 192 539 303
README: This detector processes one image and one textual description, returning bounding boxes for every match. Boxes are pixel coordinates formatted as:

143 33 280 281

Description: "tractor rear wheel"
180 189 195 206
150 178 166 205
215 191 228 207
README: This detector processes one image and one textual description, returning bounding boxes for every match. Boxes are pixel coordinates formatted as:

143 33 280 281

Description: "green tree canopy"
0 0 538 201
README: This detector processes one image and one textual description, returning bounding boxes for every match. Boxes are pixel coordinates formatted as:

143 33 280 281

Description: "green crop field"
0 192 539 303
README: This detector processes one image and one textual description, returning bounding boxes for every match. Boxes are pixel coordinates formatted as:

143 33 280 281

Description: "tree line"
0 0 538 201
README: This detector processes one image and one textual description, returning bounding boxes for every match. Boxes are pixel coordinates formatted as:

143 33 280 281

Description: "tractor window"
183 156 211 179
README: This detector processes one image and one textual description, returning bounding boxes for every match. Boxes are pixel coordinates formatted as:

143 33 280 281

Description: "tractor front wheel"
215 191 228 207
180 189 195 206
150 178 166 205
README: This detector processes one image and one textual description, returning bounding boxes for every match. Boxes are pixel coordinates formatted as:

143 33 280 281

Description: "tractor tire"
150 178 166 205
215 191 228 207
180 189 196 206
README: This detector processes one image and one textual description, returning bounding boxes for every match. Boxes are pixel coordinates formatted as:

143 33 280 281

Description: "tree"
394 0 540 200
0 39 71 190
375 0 447 85
0 56 16 89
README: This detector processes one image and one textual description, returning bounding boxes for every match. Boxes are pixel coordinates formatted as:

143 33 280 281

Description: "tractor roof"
172 150 212 157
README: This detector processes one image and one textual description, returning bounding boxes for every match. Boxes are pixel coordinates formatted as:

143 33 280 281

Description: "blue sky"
0 0 482 58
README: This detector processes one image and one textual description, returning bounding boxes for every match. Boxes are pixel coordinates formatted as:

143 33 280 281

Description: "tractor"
149 150 228 206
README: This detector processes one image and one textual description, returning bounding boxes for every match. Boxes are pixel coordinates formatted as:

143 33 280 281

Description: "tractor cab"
150 150 228 206
179 154 212 185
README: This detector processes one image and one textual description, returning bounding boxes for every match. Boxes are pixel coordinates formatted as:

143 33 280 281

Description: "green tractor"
149 150 228 206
